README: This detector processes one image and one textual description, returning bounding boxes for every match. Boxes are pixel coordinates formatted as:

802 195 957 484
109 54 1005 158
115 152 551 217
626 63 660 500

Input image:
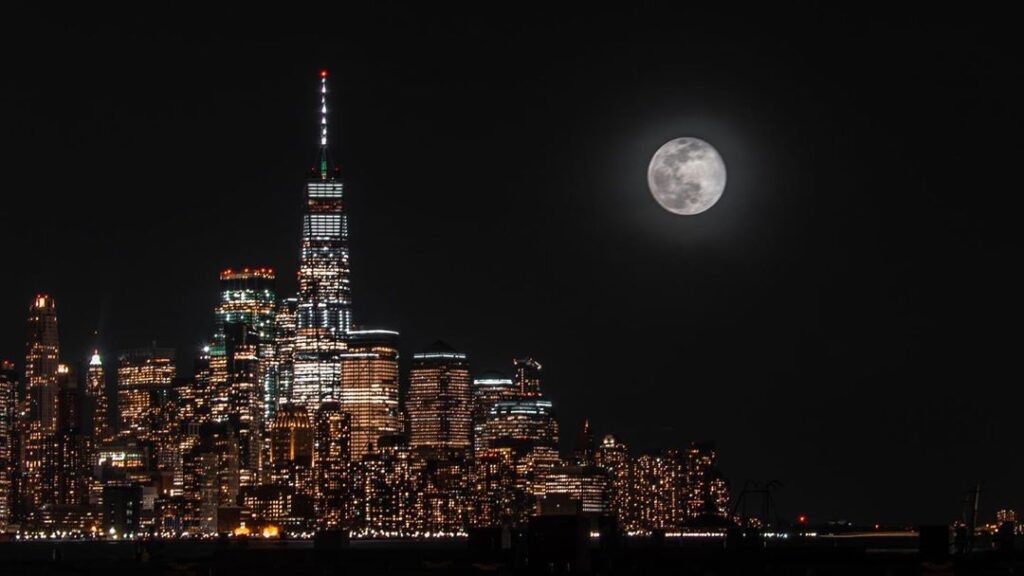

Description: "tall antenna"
319 70 329 180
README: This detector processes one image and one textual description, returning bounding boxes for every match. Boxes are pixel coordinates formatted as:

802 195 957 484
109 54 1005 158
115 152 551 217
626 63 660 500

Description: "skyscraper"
477 357 561 526
271 297 298 419
572 419 596 466
0 361 17 531
264 403 316 525
117 346 176 438
293 70 352 412
211 268 277 421
25 294 60 431
539 464 610 515
209 268 276 487
513 357 542 397
629 453 685 532
339 330 402 458
269 404 314 468
407 341 473 456
472 371 514 454
87 350 113 442
53 364 90 508
21 295 61 514
685 441 731 522
314 401 351 530
595 434 632 529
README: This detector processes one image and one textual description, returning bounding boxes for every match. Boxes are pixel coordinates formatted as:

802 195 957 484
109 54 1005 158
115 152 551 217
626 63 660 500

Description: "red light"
798 515 807 524
874 523 880 530
320 70 328 78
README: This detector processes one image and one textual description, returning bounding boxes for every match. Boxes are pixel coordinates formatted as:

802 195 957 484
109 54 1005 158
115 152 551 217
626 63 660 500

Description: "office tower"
472 371 514 454
538 464 610 515
266 404 315 515
54 364 90 507
595 434 632 528
352 435 419 536
271 297 298 418
188 346 213 424
269 403 314 468
117 346 176 438
207 268 276 488
475 356 561 526
87 350 113 442
513 357 542 397
418 455 471 535
102 485 142 536
180 422 240 535
630 453 685 532
0 361 16 531
477 398 559 453
685 441 731 521
211 268 277 419
339 330 401 458
572 419 596 466
469 450 516 528
19 295 61 516
25 295 60 431
407 341 472 455
314 401 351 530
293 70 352 412
243 403 315 530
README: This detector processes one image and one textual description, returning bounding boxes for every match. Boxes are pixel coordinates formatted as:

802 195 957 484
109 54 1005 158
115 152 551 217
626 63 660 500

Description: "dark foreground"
0 537 1020 576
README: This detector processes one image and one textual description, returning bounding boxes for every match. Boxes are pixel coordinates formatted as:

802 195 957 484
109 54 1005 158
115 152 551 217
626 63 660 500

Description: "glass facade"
339 330 401 458
407 343 472 455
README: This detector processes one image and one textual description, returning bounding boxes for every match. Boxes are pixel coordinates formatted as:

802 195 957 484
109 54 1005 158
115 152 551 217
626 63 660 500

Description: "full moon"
647 137 727 215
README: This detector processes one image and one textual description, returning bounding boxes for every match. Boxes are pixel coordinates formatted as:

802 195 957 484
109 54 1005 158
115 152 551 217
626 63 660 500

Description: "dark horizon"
1 7 1020 526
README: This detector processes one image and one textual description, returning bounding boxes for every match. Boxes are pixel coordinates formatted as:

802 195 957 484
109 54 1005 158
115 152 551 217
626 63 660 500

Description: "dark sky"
1 7 1020 525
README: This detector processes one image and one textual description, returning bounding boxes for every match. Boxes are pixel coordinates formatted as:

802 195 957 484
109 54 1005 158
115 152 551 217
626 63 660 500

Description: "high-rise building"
685 441 731 522
0 361 17 531
339 330 401 458
180 422 240 535
293 70 352 413
539 464 610 515
513 357 542 397
472 371 514 454
314 401 351 530
417 454 471 535
469 449 516 528
407 341 472 456
253 403 315 529
269 404 314 469
117 346 176 439
271 297 298 419
208 268 276 488
20 295 61 515
477 398 559 453
25 295 60 431
595 434 631 528
352 435 419 536
87 350 113 442
629 453 685 532
476 357 561 526
572 419 596 466
53 364 90 508
211 268 277 421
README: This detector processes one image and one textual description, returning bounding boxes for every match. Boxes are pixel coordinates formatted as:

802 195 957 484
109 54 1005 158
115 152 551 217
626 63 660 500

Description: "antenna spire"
319 70 329 180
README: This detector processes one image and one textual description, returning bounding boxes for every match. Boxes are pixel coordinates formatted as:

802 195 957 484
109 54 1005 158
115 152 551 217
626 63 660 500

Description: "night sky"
1 7 1019 525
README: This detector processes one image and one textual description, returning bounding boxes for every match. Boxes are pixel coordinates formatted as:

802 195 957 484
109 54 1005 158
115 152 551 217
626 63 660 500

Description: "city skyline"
1 8 1019 529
